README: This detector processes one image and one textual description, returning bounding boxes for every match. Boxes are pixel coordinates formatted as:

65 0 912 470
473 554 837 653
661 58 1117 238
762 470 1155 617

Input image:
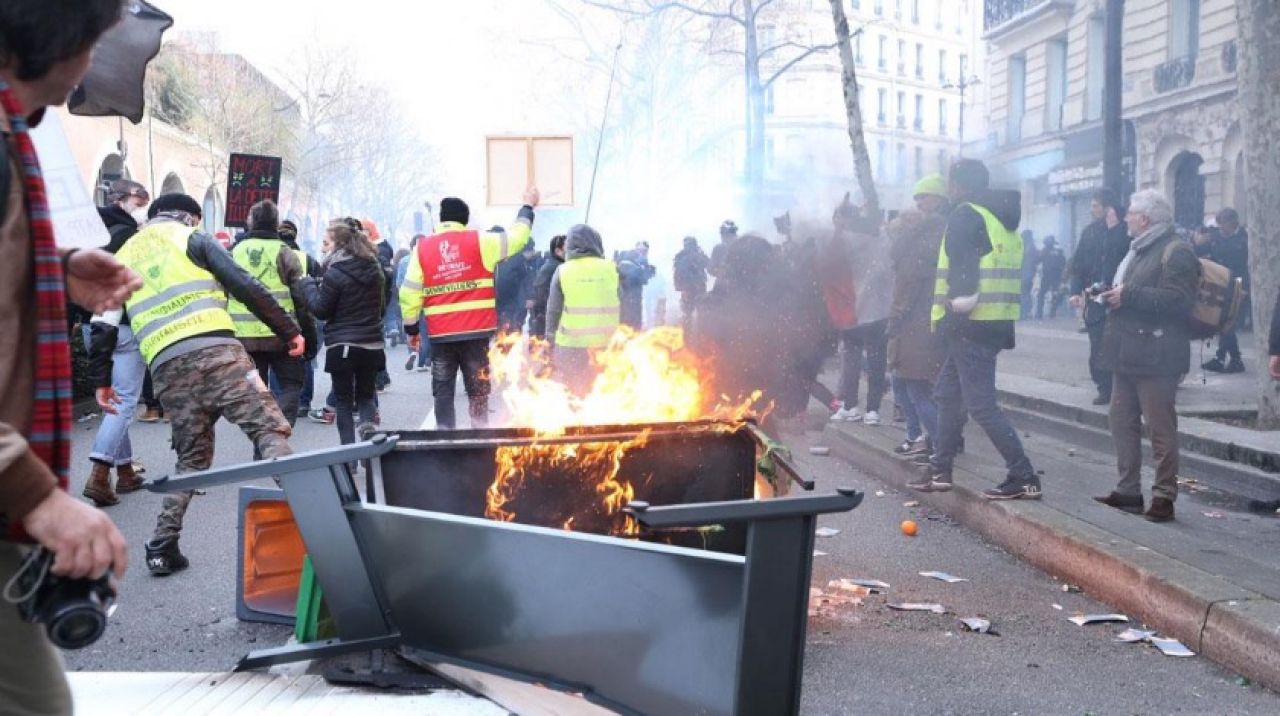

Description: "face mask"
131 207 150 224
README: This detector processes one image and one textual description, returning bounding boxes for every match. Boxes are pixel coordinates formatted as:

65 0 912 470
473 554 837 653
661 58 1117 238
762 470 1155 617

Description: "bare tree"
581 0 839 199
826 0 877 215
1236 0 1280 428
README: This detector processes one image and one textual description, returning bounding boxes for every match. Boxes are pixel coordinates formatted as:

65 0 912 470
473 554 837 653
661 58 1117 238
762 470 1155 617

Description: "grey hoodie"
546 224 609 341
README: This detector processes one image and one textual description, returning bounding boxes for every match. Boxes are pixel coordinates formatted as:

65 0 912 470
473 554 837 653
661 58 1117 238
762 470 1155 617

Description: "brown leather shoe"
82 462 119 506
1092 491 1144 515
1144 497 1175 522
115 463 144 493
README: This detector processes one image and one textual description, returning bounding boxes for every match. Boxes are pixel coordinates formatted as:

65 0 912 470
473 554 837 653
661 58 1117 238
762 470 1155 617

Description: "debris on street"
1069 614 1129 626
1061 584 1081 593
901 520 918 536
1115 628 1157 643
959 617 996 635
1149 637 1196 657
903 500 920 508
839 578 891 593
815 527 841 538
1202 511 1225 519
808 446 831 456
887 602 947 614
919 571 968 583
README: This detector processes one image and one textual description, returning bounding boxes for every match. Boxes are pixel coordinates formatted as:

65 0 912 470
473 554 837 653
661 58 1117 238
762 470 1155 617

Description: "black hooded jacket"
299 251 390 347
97 204 138 253
940 189 1021 350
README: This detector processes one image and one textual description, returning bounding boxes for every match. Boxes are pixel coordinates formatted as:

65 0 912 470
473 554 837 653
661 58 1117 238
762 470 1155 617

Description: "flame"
483 326 762 536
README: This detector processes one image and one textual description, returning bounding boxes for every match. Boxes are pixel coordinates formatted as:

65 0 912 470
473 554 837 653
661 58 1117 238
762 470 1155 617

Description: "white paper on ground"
959 617 991 633
815 527 840 538
1149 637 1196 657
887 602 947 614
28 111 110 250
919 571 969 583
1069 613 1129 626
844 578 891 592
1114 628 1156 643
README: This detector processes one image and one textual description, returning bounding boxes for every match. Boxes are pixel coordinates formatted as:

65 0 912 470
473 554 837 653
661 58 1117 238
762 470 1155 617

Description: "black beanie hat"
148 193 203 220
440 197 470 225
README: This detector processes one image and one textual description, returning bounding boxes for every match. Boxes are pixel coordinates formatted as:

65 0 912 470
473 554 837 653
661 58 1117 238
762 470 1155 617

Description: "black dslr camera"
1085 281 1112 304
6 548 116 649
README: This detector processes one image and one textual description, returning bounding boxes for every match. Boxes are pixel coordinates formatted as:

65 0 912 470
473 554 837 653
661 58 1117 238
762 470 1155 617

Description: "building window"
877 139 888 177
765 85 775 115
935 0 943 29
896 142 906 181
877 88 888 125
939 98 948 136
1086 16 1105 121
1170 0 1200 60
897 39 906 75
1045 38 1067 131
914 146 924 178
937 148 948 173
897 90 906 127
878 35 888 71
894 0 902 20
914 93 924 130
855 33 863 65
959 53 968 81
938 49 948 84
874 0 883 17
1007 54 1026 143
911 0 920 24
915 43 924 79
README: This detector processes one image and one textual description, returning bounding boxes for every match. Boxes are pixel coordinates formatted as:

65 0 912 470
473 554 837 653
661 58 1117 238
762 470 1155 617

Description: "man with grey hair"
1093 189 1200 522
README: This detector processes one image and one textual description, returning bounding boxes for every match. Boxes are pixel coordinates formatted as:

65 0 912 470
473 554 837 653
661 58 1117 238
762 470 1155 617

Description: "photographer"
2 1 136 713
1068 189 1130 405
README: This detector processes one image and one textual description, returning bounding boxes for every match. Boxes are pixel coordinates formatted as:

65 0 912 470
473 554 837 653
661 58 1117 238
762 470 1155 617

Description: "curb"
825 423 1280 693
995 381 1280 475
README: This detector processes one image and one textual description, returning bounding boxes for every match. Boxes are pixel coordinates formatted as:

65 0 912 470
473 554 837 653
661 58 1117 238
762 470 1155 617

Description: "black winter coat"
1069 219 1130 325
528 254 563 339
300 253 390 347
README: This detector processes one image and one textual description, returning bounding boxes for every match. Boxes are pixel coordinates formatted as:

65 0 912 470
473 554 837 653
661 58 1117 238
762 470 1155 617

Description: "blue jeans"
89 324 144 465
417 317 432 368
892 375 938 443
930 335 1034 480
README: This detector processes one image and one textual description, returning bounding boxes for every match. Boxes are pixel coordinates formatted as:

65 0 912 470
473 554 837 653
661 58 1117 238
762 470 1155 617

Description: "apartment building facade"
980 0 1240 251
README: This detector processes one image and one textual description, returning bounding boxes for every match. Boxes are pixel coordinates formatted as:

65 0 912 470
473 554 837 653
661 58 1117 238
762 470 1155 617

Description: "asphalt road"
62 347 1280 713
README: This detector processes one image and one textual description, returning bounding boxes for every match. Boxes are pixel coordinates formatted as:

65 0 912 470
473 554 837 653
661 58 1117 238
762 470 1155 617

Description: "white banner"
28 110 109 250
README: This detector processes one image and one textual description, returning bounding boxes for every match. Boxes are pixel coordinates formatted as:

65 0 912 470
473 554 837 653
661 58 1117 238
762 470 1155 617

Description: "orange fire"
484 326 761 535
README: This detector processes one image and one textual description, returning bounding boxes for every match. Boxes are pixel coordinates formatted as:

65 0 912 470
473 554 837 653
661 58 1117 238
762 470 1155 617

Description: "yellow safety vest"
228 238 295 339
931 202 1023 327
556 257 620 348
116 222 233 365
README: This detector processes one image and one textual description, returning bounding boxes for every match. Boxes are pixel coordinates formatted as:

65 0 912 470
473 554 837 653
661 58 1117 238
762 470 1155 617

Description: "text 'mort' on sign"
225 153 283 228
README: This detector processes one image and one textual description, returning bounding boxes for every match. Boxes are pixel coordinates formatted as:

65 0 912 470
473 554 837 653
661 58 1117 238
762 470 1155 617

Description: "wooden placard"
486 136 574 206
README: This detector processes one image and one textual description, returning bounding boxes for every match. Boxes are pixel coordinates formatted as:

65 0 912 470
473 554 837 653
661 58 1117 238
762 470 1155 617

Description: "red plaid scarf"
0 82 71 540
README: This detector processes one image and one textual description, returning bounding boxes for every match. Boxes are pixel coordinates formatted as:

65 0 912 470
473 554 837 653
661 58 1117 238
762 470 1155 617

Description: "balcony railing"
1154 56 1196 93
985 0 1042 31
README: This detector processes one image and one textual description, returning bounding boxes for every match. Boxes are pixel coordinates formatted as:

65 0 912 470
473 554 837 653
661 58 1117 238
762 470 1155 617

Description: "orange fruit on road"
901 520 918 537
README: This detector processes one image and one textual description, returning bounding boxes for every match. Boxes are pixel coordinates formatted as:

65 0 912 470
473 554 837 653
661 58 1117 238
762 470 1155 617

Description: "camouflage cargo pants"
150 344 293 542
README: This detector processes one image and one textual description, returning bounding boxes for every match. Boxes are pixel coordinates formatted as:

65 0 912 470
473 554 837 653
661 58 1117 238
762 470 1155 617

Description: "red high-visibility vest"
416 230 498 340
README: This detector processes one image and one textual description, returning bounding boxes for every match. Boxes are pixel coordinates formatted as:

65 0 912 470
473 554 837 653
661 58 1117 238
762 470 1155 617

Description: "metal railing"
985 0 1042 31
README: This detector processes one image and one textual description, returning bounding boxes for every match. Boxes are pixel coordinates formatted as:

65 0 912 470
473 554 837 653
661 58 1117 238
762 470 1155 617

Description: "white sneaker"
862 411 881 426
830 407 863 422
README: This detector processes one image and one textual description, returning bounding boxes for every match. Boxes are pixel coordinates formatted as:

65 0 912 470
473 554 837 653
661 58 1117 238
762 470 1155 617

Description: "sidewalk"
999 318 1279 475
824 412 1280 693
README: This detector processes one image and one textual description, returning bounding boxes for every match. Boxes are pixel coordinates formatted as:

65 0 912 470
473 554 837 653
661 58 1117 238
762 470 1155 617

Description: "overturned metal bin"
149 420 861 716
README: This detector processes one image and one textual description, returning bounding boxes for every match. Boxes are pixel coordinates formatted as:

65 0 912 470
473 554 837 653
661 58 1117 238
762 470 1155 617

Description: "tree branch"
763 41 838 87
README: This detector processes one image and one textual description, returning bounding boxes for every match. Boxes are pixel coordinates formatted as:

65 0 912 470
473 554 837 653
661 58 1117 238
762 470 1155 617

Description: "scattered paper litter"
1069 613 1129 626
843 578 891 592
815 527 840 538
888 602 947 614
813 550 827 557
827 580 873 596
903 500 920 508
1149 637 1195 657
1201 511 1225 519
1061 584 1081 593
808 587 863 617
875 490 886 497
1051 603 1064 611
959 617 994 634
1115 628 1156 643
920 571 969 583
808 446 831 456
77 412 99 423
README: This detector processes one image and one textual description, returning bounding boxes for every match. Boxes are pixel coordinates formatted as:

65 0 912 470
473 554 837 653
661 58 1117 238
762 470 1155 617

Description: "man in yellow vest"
909 159 1041 500
399 189 540 428
108 194 303 574
545 224 620 395
228 199 314 428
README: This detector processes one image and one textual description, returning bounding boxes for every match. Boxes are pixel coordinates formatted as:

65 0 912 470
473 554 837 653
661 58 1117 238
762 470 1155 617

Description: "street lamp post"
943 75 982 156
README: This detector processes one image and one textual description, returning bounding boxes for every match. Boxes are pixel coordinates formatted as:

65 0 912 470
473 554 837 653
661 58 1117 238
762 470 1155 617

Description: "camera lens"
47 606 107 650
